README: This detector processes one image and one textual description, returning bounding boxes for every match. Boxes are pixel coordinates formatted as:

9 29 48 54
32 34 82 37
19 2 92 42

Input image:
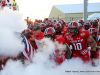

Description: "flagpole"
83 0 88 23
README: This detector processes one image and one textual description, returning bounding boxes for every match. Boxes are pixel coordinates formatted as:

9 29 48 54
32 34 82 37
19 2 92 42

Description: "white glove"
87 47 91 51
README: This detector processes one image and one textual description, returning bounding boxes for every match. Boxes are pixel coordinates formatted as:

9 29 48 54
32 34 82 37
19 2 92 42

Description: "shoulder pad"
61 31 64 33
57 37 60 39
65 33 69 35
64 29 67 31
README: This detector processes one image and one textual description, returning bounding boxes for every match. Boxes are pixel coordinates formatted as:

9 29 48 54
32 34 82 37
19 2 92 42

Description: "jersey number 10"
73 43 82 50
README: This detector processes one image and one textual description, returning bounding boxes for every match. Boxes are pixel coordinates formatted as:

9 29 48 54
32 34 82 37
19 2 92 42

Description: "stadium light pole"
83 0 88 23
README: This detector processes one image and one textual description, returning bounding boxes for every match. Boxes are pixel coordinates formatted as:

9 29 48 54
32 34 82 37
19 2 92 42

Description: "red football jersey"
64 30 90 55
99 29 100 33
80 26 85 31
64 30 91 62
32 32 44 49
54 35 65 44
90 25 98 31
61 27 68 37
33 32 44 40
53 35 66 65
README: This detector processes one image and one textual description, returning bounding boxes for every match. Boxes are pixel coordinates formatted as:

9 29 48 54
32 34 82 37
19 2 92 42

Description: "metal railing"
49 17 99 22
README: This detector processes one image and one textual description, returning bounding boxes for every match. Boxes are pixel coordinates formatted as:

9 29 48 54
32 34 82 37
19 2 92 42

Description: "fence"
49 17 99 22
49 17 83 22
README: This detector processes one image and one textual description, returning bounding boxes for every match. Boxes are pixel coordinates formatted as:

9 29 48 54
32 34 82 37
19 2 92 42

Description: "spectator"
1 0 6 10
5 0 11 9
13 0 17 11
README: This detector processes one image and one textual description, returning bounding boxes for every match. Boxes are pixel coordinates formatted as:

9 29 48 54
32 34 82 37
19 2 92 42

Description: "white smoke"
0 7 27 57
32 38 56 66
1 54 100 75
0 7 27 32
0 7 100 75
0 60 24 75
0 38 100 75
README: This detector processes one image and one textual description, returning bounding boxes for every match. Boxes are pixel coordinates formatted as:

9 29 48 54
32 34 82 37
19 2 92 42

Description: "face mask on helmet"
68 28 78 36
93 36 96 39
44 34 54 40
46 25 49 28
30 28 33 30
93 22 98 26
84 25 90 30
92 33 97 39
55 28 61 34
25 33 32 38
44 27 56 40
41 28 45 32
56 30 61 34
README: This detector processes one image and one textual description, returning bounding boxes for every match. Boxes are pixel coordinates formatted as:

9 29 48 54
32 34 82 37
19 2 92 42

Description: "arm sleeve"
85 30 90 38
64 34 70 46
